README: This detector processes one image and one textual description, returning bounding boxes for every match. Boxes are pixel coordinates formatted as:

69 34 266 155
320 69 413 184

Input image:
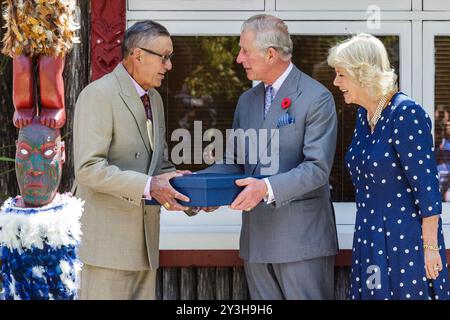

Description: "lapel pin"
281 97 291 110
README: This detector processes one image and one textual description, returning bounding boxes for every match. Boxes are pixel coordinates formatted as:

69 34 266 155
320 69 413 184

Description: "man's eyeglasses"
139 47 174 64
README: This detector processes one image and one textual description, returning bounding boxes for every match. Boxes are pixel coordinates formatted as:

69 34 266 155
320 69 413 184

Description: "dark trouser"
244 255 335 300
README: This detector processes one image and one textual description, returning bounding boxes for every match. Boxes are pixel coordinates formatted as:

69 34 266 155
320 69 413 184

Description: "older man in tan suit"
73 20 190 300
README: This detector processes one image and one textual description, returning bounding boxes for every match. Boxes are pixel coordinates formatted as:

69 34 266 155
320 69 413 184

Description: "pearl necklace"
367 93 390 131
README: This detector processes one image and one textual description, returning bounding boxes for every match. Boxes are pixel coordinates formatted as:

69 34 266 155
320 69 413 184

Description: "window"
290 35 399 201
145 20 411 250
423 0 450 11
126 4 450 252
424 22 450 204
434 37 450 202
158 31 402 203
159 36 251 170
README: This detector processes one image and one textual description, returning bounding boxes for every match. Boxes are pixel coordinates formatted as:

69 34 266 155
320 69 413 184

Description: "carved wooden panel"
91 0 126 81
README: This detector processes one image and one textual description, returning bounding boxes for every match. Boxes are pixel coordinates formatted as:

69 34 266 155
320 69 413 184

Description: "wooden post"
335 267 351 300
215 267 231 300
180 267 197 300
232 267 249 300
162 268 180 300
197 267 216 300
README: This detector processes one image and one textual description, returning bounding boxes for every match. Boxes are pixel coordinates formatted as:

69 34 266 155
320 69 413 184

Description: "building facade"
87 0 450 299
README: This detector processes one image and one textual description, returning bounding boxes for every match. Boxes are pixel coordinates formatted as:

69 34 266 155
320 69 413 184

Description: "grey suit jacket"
202 65 339 263
72 63 174 271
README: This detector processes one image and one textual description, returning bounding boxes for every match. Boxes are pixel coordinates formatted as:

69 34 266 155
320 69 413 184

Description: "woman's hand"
424 247 443 280
422 215 442 280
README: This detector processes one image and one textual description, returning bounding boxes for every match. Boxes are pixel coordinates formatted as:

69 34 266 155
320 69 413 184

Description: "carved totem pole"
0 0 83 300
1 0 80 128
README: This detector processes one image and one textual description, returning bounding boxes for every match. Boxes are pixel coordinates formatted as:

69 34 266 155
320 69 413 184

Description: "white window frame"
276 0 412 11
423 21 450 220
423 0 450 11
125 19 414 250
128 0 265 11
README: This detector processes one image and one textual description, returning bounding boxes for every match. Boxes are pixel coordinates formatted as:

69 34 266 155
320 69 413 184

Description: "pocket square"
277 113 295 128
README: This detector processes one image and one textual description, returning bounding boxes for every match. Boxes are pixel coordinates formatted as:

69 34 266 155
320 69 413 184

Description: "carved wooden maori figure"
1 0 80 128
91 0 126 81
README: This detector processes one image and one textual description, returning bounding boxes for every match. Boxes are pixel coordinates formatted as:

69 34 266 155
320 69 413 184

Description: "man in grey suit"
201 14 338 299
73 21 190 299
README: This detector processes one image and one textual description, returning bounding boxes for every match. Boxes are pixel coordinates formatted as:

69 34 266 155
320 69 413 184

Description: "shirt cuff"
143 176 152 200
263 178 275 204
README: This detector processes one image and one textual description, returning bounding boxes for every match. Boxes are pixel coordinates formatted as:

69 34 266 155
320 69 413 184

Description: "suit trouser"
79 264 157 300
244 255 335 300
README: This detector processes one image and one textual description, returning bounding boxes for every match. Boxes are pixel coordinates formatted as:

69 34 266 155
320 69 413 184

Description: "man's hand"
230 178 267 211
176 169 192 175
150 171 190 211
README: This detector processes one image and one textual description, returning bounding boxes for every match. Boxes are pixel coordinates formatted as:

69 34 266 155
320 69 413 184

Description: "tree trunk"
60 0 92 193
0 2 17 202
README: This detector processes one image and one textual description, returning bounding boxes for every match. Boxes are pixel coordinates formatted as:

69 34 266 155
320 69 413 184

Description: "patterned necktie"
140 93 152 120
264 85 274 117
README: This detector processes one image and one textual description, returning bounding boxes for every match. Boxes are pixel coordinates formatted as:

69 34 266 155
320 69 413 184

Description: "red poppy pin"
281 97 291 110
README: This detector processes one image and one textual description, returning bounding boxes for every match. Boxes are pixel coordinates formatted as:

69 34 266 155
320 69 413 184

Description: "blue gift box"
145 173 267 207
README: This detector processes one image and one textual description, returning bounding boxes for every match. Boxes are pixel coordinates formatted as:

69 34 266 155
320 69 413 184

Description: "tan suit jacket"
73 63 174 271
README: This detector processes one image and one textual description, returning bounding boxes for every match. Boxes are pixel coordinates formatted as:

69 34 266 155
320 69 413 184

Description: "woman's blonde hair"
327 33 398 98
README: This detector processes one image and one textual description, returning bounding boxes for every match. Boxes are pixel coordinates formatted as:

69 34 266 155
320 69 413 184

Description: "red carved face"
15 122 65 207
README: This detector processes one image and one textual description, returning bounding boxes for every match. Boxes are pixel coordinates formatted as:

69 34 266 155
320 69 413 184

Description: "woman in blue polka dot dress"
328 33 450 300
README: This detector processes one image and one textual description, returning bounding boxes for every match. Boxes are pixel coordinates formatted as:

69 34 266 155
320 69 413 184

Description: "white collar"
264 62 293 97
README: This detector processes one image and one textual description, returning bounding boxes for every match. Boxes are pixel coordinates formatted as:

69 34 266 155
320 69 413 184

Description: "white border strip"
160 206 450 250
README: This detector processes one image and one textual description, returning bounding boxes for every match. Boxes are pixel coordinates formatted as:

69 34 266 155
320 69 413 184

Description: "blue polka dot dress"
346 92 450 300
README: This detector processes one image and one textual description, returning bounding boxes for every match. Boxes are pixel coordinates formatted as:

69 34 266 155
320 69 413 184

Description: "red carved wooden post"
91 0 126 81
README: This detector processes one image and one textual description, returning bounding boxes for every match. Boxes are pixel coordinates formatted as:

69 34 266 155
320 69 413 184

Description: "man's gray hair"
242 14 293 61
122 20 170 57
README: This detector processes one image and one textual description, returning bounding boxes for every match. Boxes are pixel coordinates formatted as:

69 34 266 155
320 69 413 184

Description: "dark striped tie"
140 93 153 120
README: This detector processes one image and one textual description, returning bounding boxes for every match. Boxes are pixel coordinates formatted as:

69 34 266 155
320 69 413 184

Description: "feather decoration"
0 193 83 300
1 0 80 57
